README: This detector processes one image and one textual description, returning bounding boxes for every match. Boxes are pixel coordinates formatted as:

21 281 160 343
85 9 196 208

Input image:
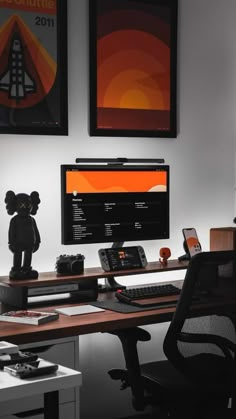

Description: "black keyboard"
115 283 181 305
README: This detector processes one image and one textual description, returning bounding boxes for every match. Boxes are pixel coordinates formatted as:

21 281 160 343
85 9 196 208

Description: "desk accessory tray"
4 359 58 379
0 351 38 369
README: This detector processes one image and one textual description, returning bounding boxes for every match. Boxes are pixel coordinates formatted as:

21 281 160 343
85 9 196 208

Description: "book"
55 305 105 316
0 310 59 325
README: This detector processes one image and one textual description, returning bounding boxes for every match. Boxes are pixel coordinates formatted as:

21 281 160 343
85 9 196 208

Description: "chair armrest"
109 327 151 342
179 332 236 360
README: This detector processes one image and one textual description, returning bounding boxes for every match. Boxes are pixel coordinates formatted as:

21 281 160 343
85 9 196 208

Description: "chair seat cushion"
141 360 195 393
141 355 232 399
183 353 232 384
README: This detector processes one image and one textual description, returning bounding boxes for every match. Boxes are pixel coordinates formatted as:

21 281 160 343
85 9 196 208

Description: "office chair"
108 251 236 418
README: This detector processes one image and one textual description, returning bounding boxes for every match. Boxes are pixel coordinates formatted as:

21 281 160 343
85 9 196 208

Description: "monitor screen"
61 164 169 245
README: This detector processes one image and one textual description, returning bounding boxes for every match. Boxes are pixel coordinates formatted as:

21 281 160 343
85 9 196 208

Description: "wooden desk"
0 295 176 346
1 281 236 346
0 259 188 345
1 259 235 419
1 258 235 347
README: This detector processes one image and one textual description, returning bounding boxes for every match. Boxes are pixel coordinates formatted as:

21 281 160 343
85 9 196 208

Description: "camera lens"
71 259 84 274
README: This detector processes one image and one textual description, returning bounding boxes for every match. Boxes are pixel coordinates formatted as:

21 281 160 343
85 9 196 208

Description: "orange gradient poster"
0 0 67 134
89 0 178 138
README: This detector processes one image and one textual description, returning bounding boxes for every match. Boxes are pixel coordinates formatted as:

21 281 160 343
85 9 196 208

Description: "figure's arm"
32 218 41 252
8 217 17 252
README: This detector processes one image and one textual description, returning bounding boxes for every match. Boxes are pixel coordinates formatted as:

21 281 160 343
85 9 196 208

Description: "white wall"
1 1 236 417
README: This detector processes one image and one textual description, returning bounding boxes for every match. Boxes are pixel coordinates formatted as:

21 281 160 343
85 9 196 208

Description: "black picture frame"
89 0 178 138
0 0 68 135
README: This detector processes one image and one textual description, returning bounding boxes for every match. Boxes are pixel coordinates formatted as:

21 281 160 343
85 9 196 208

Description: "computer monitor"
61 164 169 246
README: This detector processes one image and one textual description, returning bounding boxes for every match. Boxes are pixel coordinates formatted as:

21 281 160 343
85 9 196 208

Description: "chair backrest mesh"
178 315 236 358
164 251 236 377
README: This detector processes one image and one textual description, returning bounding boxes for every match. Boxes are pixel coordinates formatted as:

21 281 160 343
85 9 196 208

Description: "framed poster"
89 0 178 138
0 0 68 135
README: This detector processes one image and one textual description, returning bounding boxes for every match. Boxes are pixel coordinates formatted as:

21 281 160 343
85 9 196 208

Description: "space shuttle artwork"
0 2 67 135
0 32 36 102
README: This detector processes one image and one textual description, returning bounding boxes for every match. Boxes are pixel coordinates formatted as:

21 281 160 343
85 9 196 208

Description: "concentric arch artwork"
89 0 178 138
0 0 67 135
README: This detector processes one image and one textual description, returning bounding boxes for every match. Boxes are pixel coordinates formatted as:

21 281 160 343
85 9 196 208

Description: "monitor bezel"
61 164 170 245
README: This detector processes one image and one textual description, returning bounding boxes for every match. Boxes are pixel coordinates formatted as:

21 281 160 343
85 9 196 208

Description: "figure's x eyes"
19 202 32 209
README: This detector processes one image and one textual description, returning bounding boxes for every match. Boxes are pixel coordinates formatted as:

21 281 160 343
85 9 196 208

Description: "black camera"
56 254 85 276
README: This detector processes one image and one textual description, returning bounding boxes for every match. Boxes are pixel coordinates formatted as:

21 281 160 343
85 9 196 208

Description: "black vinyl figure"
5 191 41 280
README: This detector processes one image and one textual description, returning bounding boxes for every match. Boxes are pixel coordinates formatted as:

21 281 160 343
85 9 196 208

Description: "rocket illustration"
0 32 36 101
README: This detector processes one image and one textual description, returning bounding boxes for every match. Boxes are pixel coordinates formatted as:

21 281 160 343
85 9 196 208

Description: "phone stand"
178 241 190 261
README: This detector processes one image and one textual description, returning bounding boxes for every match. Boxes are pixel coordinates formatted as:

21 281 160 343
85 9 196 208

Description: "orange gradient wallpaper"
66 170 167 194
90 0 177 137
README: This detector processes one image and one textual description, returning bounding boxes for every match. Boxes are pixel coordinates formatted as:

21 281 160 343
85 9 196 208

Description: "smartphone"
182 228 202 257
4 359 58 379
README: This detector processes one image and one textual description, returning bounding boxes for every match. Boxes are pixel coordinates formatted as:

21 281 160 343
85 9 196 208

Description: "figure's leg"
9 251 22 279
22 250 32 270
13 251 22 270
22 250 38 279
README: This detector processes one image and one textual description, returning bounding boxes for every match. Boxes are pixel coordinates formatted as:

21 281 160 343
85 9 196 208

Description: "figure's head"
5 191 40 216
159 247 171 260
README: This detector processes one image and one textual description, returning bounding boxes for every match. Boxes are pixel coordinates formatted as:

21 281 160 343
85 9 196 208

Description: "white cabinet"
0 337 80 419
2 401 75 419
2 415 43 419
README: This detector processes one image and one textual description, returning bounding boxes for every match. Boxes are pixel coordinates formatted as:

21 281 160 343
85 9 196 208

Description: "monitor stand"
99 242 126 293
